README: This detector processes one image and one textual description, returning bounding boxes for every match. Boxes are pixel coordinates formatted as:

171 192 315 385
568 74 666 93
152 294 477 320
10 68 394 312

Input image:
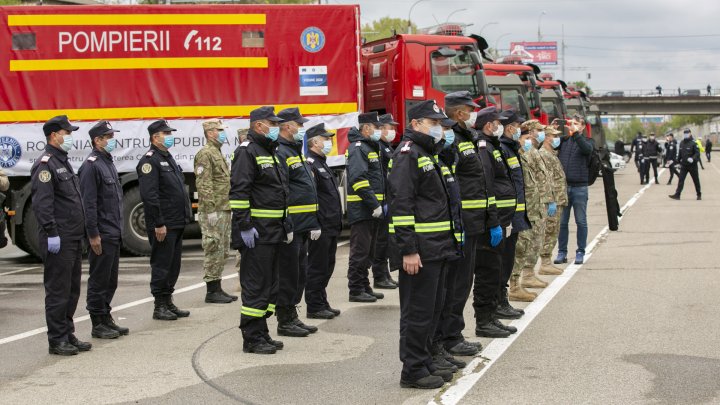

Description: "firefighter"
472 106 517 338
137 120 193 321
370 113 400 289
230 106 289 354
31 115 90 356
275 107 319 337
643 132 661 184
195 119 236 305
498 109 533 306
669 129 702 201
437 92 498 356
638 135 649 184
78 120 128 340
537 125 568 276
346 112 385 303
389 100 458 389
630 132 643 172
665 133 679 182
304 123 343 320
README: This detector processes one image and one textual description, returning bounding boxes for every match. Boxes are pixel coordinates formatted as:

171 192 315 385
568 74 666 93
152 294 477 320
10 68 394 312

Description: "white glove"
286 232 294 244
372 206 383 218
207 212 219 227
688 157 694 163
310 229 322 240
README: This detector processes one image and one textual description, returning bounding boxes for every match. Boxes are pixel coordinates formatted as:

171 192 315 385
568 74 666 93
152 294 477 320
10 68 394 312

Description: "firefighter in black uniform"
637 135 649 184
437 91 497 357
304 124 343 320
665 133 679 185
669 129 702 200
643 132 661 184
137 120 192 321
389 100 459 389
498 109 532 310
31 115 90 356
346 112 385 302
275 107 318 337
78 120 128 340
371 113 400 289
630 132 643 172
472 106 517 338
230 106 290 355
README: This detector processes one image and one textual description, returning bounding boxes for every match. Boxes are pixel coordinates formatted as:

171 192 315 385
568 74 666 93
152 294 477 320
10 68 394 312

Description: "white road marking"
0 266 41 276
433 170 664 405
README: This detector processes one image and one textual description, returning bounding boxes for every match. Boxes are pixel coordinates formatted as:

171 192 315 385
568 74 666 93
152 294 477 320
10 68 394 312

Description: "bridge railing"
593 89 720 97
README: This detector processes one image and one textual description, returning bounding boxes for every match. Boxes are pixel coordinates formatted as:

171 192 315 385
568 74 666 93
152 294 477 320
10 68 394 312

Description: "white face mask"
385 129 396 143
322 140 333 155
492 124 504 137
463 111 478 129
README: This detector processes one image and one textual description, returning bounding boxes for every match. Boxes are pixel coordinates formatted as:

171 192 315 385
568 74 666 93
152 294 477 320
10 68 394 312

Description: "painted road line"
0 266 41 276
433 171 664 405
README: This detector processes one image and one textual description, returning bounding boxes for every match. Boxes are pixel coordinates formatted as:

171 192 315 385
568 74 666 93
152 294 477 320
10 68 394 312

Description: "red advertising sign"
509 41 558 65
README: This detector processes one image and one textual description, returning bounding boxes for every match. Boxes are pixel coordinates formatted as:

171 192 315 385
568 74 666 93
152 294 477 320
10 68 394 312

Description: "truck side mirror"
518 95 529 118
475 70 488 96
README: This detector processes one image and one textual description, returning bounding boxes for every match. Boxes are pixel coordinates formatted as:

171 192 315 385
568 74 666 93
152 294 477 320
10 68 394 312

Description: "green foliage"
362 17 416 43
659 115 712 133
605 115 714 142
570 81 592 96
0 0 22 5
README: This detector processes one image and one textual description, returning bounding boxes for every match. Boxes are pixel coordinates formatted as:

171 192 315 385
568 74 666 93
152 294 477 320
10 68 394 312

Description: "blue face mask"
322 140 333 155
266 126 280 142
443 129 455 149
513 128 521 141
103 137 117 153
59 133 74 152
523 139 533 152
537 131 546 143
551 138 561 149
218 130 227 144
294 128 306 142
163 134 175 149
371 129 382 142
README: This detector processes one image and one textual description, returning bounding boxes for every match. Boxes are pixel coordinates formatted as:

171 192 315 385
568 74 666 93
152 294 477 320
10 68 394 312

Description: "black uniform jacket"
276 137 320 234
476 132 516 228
345 128 385 225
307 150 342 237
78 148 123 240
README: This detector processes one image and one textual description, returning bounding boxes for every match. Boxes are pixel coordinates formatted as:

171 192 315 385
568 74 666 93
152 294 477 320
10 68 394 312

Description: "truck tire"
121 186 151 256
17 204 41 259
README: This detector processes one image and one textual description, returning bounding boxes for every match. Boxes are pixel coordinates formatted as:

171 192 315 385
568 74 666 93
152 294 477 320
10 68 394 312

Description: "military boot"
521 267 548 288
218 280 238 301
495 288 524 319
290 306 318 334
90 314 120 339
167 295 190 317
508 275 537 302
153 296 178 321
104 314 129 336
538 256 563 276
205 280 233 304
276 307 310 337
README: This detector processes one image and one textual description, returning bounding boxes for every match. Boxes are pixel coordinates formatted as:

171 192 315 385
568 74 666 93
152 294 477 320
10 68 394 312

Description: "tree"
0 0 22 4
570 81 592 96
362 17 416 43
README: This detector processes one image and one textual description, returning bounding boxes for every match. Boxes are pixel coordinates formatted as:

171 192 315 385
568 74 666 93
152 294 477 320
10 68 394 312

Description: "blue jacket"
558 133 594 186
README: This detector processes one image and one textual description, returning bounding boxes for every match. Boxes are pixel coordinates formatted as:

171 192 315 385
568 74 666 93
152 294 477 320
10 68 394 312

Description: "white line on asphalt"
0 266 41 276
433 170 664 405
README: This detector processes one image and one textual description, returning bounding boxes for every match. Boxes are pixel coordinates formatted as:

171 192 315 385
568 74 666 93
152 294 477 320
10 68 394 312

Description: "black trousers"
706 151 711 162
639 159 648 182
399 259 447 381
642 158 658 183
149 228 184 297
277 232 308 307
239 243 280 344
668 163 680 182
675 164 701 197
305 233 338 313
371 216 401 280
347 219 380 295
42 237 82 344
86 238 120 315
500 232 519 293
473 233 504 323
436 234 477 348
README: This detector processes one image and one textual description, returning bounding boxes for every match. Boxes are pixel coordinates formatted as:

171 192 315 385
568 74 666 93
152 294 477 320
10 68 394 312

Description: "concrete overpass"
593 96 720 115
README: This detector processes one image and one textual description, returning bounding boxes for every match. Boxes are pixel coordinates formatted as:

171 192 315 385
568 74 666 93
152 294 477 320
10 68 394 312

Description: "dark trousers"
371 216 401 280
277 232 308 307
149 228 184 297
500 232 519 292
42 238 82 344
437 234 478 347
86 238 120 315
639 159 648 183
305 233 338 313
675 164 701 197
642 158 658 183
399 259 447 381
668 163 680 183
239 243 280 344
706 151 711 162
473 233 504 323
347 219 380 295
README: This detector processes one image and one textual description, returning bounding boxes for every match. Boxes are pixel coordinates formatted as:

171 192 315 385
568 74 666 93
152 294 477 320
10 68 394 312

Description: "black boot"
49 341 79 356
492 318 517 334
495 288 524 319
167 295 190 317
218 280 238 301
205 280 233 304
104 314 130 336
290 306 318 334
68 334 92 351
276 307 309 337
153 296 178 321
90 314 120 339
475 319 511 338
243 340 277 354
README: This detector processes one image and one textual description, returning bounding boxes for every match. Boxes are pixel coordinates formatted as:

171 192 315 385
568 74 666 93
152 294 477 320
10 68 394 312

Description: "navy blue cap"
683 129 691 134
89 120 120 139
306 123 334 140
358 112 380 125
43 115 79 137
378 113 399 126
277 107 309 124
408 100 446 121
474 106 503 128
147 120 177 135
250 106 283 123
444 91 481 108
500 108 525 124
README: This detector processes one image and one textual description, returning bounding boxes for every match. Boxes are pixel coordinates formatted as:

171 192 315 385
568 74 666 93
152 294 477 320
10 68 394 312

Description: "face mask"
536 131 546 143
218 130 227 143
463 111 477 128
322 140 333 155
512 128 521 141
443 129 455 149
428 125 444 143
59 133 73 152
371 129 382 142
523 139 533 152
266 126 280 142
492 124 504 137
650 136 655 141
551 138 561 149
103 137 117 153
293 128 306 142
683 134 690 140
385 130 396 143
163 134 175 148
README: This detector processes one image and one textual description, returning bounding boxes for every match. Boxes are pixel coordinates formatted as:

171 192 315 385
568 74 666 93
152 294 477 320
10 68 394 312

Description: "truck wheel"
121 186 151 256
17 204 41 259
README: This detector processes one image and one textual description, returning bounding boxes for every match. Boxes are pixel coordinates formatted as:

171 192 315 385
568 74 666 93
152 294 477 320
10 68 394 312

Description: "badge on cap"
39 170 51 183
432 103 441 113
141 163 152 174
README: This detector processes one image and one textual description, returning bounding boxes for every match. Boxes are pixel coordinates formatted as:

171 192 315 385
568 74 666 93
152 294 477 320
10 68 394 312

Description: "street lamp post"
408 0 430 34
478 21 498 36
445 8 467 23
494 32 512 60
537 10 547 41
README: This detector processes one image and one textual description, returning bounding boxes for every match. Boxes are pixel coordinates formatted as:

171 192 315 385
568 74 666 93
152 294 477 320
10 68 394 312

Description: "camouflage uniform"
195 120 231 283
539 147 568 259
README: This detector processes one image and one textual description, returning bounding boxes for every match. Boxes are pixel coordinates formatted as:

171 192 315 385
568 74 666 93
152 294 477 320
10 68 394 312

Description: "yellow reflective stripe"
288 204 318 214
255 156 275 165
495 199 517 208
506 157 519 166
267 304 276 313
452 164 457 174
462 199 488 209
368 152 379 159
418 160 433 168
388 159 393 169
250 209 285 218
489 197 497 206
388 224 395 234
516 203 526 212
347 194 384 202
458 142 474 152
441 166 451 176
392 216 415 226
230 200 250 209
286 156 302 166
352 180 370 191
375 194 384 201
493 150 502 159
454 232 464 243
241 306 266 317
415 221 452 232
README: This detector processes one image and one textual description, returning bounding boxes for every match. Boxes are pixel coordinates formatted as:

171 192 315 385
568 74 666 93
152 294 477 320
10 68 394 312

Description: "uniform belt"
347 194 384 202
288 204 318 214
250 208 285 218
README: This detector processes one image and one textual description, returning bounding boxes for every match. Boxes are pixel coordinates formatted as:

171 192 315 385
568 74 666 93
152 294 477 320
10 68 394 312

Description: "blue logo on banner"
0 136 21 168
300 74 328 87
300 27 325 53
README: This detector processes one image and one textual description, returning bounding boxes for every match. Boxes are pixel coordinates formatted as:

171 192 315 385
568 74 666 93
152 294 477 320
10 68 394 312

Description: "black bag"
587 150 602 186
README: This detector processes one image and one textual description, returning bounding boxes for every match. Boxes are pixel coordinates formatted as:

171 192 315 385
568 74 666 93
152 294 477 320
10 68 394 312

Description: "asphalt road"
0 161 718 405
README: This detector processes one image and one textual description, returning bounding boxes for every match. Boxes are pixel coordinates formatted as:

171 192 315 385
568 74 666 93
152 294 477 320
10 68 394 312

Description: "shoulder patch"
478 140 487 148
240 141 250 147
87 156 97 162
141 163 152 174
400 141 412 153
40 154 51 163
39 170 51 183
196 165 204 175
306 157 315 164
145 150 154 157
355 141 362 146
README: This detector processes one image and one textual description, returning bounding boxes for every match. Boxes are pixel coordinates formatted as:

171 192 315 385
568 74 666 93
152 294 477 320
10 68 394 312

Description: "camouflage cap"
544 126 561 136
202 118 227 132
520 119 544 134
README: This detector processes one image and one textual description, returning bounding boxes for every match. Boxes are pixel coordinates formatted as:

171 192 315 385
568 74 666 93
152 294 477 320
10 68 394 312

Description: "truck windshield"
430 49 478 96
499 89 520 110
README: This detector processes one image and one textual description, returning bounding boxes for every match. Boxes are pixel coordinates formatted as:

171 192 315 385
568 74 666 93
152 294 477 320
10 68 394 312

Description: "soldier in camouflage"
538 125 568 275
195 119 237 304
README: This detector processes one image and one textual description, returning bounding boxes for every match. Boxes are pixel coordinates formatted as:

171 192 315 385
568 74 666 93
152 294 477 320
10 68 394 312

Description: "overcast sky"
335 0 720 94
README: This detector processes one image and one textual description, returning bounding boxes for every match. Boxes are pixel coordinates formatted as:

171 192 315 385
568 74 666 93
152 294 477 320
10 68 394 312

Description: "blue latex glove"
548 202 557 217
47 236 61 254
489 226 502 247
241 228 259 248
